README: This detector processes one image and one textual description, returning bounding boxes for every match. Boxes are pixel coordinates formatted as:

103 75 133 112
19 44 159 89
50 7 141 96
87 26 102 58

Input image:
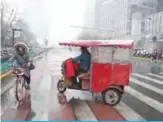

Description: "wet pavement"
1 48 163 120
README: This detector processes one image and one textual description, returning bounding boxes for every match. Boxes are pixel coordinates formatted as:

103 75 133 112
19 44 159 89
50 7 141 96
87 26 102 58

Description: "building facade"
84 0 96 28
144 11 163 37
94 0 158 40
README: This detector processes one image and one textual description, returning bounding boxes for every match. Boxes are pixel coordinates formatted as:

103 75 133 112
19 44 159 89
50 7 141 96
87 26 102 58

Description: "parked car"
134 49 151 58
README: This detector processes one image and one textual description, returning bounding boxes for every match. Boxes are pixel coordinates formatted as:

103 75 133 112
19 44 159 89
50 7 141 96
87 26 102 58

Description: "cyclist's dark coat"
9 49 31 78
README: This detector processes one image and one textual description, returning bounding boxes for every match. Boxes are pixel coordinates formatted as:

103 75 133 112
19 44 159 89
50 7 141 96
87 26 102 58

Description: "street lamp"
12 28 22 46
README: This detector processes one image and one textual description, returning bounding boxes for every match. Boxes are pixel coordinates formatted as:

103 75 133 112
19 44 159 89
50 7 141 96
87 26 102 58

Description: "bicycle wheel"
15 77 26 102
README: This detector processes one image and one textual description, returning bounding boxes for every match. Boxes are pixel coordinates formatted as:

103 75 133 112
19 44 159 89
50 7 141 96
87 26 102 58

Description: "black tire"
15 78 22 102
102 88 122 106
57 80 66 93
15 78 26 102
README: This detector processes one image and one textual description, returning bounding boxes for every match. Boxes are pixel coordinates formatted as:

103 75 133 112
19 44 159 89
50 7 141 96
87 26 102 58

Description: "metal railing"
0 61 11 74
1 50 37 75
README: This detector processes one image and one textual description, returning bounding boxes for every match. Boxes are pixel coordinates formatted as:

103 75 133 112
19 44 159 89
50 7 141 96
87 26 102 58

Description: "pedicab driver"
72 47 91 87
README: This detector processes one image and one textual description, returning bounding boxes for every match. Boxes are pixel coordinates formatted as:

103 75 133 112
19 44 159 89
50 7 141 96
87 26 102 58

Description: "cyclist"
9 42 33 89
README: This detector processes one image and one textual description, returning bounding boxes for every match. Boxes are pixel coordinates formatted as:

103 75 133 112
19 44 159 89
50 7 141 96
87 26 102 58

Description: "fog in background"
4 0 87 46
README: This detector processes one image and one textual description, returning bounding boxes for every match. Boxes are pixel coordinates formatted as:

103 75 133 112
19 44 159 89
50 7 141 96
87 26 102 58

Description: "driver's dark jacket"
72 51 91 72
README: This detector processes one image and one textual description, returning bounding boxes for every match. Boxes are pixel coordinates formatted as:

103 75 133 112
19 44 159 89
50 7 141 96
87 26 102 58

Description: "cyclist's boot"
26 84 31 90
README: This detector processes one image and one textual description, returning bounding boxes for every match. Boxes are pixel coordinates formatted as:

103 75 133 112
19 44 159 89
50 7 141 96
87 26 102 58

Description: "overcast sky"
4 0 87 46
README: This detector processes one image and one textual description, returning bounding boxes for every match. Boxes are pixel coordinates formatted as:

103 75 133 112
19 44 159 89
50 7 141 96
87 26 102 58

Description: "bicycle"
12 68 28 102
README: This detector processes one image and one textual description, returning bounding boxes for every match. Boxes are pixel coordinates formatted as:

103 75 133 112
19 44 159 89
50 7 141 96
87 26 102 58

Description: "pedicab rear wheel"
57 80 66 93
102 88 122 106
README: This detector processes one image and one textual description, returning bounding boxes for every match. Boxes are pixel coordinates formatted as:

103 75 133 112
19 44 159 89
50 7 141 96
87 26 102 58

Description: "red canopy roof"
59 40 134 49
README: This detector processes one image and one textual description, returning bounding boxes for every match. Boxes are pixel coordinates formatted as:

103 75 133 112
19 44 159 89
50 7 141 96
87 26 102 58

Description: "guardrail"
0 49 47 80
0 51 36 75
1 61 11 74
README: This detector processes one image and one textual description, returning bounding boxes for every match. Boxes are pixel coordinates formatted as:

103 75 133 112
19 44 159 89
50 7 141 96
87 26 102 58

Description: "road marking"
130 77 163 95
147 73 163 79
51 72 62 76
132 73 163 85
72 100 97 121
114 102 145 120
159 72 163 75
31 68 51 120
125 87 163 114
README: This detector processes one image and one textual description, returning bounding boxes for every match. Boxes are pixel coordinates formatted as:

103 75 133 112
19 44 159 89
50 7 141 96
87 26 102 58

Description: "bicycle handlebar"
12 68 24 76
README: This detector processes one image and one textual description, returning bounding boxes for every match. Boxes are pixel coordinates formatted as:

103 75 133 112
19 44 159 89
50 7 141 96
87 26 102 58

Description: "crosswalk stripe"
132 73 163 85
114 102 145 120
130 77 163 95
147 73 163 79
125 87 163 114
72 100 97 120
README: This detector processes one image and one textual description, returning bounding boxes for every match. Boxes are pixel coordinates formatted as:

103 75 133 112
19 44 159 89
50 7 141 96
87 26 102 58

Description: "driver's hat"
14 42 29 52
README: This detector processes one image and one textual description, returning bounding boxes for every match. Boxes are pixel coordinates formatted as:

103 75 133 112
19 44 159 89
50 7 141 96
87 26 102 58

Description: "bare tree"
1 1 20 47
1 1 37 47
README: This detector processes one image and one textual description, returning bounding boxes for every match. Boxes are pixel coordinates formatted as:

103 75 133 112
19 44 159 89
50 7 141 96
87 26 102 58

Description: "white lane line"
147 73 163 79
72 100 97 121
130 77 163 95
49 68 61 71
114 102 145 120
132 73 163 85
51 72 62 76
160 72 163 75
125 87 163 114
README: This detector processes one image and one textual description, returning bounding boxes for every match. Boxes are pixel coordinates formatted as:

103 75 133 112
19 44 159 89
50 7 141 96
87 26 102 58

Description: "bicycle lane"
1 49 73 120
1 54 49 120
29 49 75 120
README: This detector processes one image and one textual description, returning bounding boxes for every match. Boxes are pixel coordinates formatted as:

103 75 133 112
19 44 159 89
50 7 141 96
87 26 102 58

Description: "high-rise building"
84 0 96 28
157 0 163 12
144 11 163 36
94 0 158 40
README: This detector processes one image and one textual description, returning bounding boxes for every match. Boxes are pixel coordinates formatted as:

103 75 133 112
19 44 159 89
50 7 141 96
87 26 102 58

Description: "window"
91 47 113 63
114 47 132 62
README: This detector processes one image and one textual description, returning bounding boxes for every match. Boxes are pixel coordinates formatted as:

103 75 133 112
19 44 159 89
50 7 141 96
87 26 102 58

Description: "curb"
0 70 12 80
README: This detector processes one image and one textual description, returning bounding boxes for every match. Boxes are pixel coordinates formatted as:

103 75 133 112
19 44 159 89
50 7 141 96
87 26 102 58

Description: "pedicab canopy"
59 40 134 49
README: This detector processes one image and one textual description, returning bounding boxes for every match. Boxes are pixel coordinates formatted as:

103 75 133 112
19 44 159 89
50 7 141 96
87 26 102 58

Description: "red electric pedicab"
57 40 133 106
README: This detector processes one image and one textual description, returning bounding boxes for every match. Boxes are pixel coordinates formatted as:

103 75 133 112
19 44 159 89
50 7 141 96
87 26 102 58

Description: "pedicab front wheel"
102 88 122 106
57 80 66 93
